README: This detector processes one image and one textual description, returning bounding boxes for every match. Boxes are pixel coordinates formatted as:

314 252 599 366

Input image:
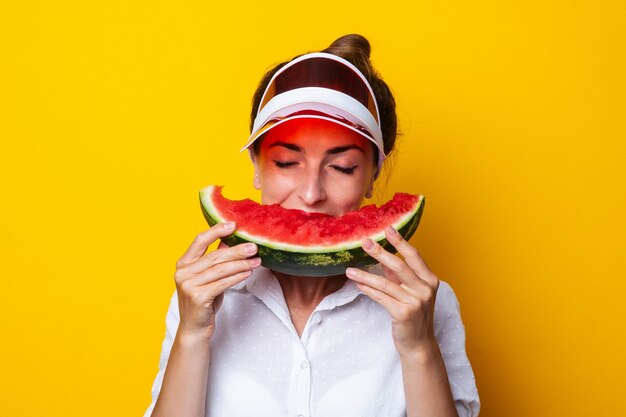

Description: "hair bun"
322 34 372 76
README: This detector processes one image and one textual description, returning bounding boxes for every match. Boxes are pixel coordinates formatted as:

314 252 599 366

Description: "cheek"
324 172 371 211
257 163 296 204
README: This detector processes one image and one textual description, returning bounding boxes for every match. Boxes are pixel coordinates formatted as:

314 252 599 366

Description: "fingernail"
245 243 257 255
363 238 375 250
386 226 397 236
224 221 235 231
250 257 262 267
345 267 356 277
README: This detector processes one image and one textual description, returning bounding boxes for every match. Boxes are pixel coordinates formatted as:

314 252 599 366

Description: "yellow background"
1 1 624 416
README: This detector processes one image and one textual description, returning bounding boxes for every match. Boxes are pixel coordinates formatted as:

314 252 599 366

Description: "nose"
298 167 326 207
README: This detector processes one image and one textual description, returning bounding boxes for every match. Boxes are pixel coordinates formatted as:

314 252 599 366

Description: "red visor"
242 52 385 173
258 55 380 125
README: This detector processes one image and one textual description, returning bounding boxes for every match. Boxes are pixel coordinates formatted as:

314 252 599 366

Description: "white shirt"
144 265 480 417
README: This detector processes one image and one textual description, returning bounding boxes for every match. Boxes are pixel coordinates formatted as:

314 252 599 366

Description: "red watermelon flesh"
209 185 421 247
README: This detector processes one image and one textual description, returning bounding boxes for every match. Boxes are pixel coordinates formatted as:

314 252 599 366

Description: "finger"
187 257 262 287
354 281 433 328
345 267 413 304
382 264 433 303
361 238 421 287
385 227 439 288
184 242 258 274
353 281 407 317
196 269 255 300
382 265 406 286
177 222 236 268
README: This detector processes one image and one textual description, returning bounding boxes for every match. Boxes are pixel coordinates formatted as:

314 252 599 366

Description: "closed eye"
331 165 358 175
273 160 298 169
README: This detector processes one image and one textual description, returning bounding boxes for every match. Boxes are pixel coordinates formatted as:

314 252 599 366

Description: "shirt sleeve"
143 290 180 417
434 281 481 417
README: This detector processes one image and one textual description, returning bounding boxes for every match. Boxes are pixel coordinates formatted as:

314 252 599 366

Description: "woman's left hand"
345 226 440 358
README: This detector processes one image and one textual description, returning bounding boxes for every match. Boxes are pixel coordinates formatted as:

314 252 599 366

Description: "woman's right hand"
173 221 260 343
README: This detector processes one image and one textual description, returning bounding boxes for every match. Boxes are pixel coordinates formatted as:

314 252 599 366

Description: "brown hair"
249 34 399 161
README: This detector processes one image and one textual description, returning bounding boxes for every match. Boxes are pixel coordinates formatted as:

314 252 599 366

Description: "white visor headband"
241 52 386 174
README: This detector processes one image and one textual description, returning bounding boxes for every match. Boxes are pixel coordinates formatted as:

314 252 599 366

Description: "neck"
274 272 347 310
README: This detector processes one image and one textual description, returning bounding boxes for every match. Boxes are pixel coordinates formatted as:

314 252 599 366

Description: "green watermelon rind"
198 186 425 277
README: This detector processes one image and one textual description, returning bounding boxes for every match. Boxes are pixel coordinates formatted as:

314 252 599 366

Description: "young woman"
145 34 480 417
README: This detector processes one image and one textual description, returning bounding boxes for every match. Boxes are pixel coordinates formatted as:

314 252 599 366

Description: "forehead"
259 118 371 151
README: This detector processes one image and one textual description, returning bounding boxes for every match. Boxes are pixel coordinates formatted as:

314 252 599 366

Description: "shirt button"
313 314 322 324
300 360 309 370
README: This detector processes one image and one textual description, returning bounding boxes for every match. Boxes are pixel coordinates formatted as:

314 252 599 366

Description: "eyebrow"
326 145 364 155
268 142 364 155
269 142 302 152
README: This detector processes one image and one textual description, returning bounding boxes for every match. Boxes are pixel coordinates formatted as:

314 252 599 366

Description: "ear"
251 152 262 190
366 160 381 199
365 176 375 199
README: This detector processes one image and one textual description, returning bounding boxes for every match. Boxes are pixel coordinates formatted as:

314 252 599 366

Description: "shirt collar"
230 266 274 296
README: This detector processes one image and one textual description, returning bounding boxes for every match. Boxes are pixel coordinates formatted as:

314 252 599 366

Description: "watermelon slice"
199 185 425 277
